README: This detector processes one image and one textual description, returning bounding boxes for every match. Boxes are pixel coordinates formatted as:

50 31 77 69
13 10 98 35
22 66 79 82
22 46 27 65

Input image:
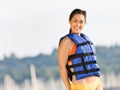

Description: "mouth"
74 28 80 31
74 26 80 31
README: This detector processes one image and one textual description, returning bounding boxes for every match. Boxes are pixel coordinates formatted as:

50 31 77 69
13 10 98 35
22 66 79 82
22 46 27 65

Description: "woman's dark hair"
69 8 87 33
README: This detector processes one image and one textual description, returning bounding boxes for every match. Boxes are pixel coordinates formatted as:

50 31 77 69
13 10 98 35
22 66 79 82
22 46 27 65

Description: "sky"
0 0 120 59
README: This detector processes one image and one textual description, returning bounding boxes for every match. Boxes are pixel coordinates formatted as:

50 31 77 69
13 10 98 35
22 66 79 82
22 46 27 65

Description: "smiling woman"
69 9 86 35
58 8 103 90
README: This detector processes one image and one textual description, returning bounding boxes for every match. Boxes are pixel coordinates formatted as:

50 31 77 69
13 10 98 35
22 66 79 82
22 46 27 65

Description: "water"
0 74 120 90
104 88 120 90
0 65 120 90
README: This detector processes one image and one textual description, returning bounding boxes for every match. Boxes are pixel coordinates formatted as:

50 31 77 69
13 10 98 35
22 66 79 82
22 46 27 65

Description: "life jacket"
60 33 101 81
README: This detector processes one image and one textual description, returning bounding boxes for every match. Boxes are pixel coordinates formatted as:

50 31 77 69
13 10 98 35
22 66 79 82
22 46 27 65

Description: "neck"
71 32 81 36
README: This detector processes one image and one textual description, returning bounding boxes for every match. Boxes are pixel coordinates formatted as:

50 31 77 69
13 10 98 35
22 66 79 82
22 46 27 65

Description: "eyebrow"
72 18 84 21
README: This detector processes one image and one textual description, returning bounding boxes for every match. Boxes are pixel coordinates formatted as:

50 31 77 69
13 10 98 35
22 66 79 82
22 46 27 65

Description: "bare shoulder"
58 36 73 62
59 36 73 47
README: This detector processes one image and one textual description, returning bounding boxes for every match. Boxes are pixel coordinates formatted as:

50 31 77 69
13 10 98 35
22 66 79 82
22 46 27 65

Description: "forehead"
71 14 85 20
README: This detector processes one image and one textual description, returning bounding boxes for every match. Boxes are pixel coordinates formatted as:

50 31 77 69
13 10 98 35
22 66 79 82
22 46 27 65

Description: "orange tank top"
68 43 76 64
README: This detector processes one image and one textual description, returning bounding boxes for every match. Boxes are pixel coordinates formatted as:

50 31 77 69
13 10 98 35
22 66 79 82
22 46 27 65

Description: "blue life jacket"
60 33 101 81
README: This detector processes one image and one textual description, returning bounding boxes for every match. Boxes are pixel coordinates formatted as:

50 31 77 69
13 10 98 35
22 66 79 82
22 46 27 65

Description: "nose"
76 22 80 27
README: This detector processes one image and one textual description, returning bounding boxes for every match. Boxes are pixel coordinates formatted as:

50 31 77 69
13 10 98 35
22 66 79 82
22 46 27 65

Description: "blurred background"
0 0 120 90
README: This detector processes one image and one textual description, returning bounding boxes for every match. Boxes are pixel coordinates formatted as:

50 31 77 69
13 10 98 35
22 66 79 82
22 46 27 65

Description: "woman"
58 9 103 90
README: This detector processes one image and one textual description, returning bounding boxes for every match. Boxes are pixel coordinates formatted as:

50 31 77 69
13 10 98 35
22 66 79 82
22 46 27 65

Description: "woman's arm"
58 37 72 90
96 82 103 90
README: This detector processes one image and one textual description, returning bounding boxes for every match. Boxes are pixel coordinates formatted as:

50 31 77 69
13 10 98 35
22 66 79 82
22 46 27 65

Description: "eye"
73 20 77 22
79 20 84 23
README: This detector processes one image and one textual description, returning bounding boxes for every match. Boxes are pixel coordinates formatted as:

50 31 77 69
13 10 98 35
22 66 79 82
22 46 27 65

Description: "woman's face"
69 14 85 35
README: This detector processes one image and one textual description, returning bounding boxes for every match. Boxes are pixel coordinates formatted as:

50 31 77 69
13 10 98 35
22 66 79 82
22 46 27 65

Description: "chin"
71 29 81 34
75 31 81 34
